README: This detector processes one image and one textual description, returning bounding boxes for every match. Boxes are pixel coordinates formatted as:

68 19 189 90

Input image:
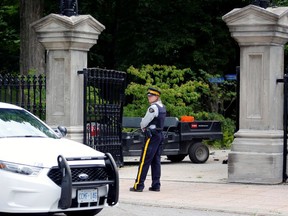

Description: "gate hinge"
277 78 284 83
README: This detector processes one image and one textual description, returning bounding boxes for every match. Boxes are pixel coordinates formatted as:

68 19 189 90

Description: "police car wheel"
188 142 209 164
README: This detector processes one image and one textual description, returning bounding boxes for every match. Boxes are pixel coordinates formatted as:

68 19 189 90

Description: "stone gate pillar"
223 5 288 184
31 14 105 143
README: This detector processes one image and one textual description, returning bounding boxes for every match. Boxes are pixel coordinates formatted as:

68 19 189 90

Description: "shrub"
123 64 236 149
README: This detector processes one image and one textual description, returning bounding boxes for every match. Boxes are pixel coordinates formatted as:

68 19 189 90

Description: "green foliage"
124 65 210 116
0 0 20 73
194 112 235 149
70 0 251 75
124 64 236 148
273 0 288 6
0 0 251 76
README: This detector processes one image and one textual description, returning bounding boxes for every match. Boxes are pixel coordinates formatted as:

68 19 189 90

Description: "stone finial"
222 5 288 46
31 13 105 51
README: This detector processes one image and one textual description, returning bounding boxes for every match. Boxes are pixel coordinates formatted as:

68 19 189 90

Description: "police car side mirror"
55 126 68 137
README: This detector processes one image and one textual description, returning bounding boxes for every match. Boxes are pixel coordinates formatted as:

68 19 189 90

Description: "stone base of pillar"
228 129 283 184
65 125 84 144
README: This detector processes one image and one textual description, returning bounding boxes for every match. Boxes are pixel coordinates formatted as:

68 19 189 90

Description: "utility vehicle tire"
188 142 209 163
167 154 186 162
66 209 103 216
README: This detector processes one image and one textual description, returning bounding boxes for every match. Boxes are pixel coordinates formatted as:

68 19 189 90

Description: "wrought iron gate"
277 73 288 182
80 68 126 167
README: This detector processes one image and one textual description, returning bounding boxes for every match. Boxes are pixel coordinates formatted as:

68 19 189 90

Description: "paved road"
105 150 288 216
99 150 242 216
96 150 233 216
100 203 249 216
58 150 288 216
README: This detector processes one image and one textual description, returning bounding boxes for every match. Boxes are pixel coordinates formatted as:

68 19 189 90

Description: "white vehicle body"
0 102 119 216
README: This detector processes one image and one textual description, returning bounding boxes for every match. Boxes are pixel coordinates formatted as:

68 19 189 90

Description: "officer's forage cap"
147 87 161 96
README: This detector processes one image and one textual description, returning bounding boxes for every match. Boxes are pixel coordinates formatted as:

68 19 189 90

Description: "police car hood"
0 137 105 168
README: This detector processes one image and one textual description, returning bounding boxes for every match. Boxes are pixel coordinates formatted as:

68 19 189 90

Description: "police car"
0 102 119 216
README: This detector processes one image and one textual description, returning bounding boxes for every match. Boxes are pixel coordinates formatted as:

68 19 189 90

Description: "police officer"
130 87 166 192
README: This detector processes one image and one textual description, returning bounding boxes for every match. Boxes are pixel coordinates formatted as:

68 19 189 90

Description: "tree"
83 0 251 75
0 0 19 73
4 0 288 75
0 0 254 76
273 0 288 5
20 0 45 75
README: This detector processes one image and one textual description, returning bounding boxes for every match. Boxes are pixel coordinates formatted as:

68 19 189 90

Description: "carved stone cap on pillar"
222 5 288 46
31 13 105 51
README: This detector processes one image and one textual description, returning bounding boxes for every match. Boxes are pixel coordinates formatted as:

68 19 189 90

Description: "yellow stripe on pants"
134 137 151 189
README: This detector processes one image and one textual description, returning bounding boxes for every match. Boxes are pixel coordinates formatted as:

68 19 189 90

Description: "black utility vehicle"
122 117 223 163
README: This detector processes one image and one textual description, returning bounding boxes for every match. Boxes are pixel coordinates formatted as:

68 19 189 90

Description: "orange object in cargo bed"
180 116 194 122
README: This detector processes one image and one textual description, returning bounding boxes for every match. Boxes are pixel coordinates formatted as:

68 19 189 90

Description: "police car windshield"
0 108 59 139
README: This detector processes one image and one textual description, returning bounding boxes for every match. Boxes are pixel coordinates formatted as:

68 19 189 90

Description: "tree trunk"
20 0 45 75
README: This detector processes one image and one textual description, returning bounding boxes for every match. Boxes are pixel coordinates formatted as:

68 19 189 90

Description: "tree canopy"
0 0 254 75
84 0 250 75
0 0 19 73
2 0 288 75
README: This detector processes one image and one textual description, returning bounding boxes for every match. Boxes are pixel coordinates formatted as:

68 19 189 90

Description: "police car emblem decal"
78 173 89 180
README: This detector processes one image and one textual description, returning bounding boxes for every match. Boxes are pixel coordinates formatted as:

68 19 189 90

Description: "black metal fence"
80 68 126 167
0 70 126 166
0 74 46 119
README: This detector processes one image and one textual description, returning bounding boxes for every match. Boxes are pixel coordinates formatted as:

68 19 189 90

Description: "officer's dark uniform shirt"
140 100 166 131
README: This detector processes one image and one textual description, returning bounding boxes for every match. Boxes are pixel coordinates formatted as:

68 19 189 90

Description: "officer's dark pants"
134 131 163 190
